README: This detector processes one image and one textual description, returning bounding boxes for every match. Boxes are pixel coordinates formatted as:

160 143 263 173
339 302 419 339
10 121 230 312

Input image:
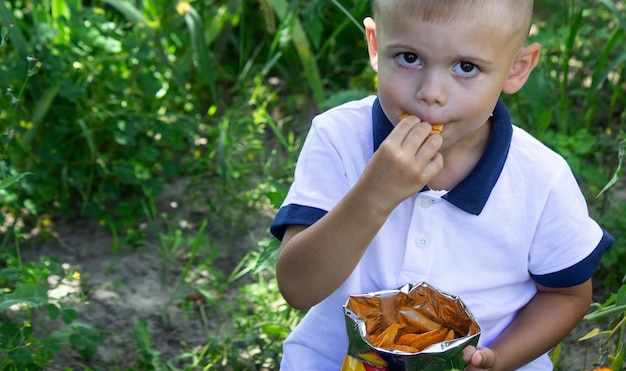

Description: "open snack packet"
341 282 481 371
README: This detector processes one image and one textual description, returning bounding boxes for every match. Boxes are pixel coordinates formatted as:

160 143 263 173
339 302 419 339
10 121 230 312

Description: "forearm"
488 280 592 370
276 181 393 310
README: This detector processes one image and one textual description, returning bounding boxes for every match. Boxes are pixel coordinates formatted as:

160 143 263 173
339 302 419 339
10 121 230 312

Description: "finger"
383 117 423 148
421 152 444 182
398 113 421 124
463 346 477 364
464 347 496 370
474 347 496 368
401 121 432 150
412 131 443 167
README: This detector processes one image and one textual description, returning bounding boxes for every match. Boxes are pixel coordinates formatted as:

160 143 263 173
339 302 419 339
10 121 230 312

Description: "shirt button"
421 198 434 208
415 236 428 247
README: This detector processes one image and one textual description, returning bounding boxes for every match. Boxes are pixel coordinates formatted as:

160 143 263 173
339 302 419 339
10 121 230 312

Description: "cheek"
378 69 411 99
455 83 502 115
377 77 410 118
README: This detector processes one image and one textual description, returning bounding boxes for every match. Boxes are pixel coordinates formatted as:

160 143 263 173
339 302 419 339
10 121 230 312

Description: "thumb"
464 347 496 370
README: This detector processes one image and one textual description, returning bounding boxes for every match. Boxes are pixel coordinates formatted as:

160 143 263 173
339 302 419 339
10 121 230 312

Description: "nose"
415 70 447 107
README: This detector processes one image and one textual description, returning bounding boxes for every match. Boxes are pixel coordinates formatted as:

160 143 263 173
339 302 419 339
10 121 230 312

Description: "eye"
395 53 421 67
454 61 479 77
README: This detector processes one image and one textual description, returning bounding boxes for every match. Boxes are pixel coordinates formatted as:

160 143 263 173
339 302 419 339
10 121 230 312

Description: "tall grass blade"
101 0 152 28
329 0 365 36
269 0 325 107
76 119 97 159
179 3 217 102
51 0 70 44
559 6 583 133
585 27 624 127
141 0 159 24
597 138 625 198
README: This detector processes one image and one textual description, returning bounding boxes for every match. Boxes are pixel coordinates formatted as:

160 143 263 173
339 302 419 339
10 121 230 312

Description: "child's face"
365 5 534 150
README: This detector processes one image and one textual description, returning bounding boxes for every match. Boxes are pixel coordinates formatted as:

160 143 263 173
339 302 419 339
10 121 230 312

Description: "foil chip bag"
342 282 481 371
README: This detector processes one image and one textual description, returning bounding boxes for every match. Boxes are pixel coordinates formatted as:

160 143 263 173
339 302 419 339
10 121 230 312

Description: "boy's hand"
360 115 443 212
463 346 499 370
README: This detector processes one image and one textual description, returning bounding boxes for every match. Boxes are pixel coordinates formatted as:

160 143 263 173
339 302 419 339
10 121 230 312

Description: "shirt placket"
398 194 440 285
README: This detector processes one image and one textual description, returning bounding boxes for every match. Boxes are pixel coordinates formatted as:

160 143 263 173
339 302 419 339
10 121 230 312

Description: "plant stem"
584 305 626 321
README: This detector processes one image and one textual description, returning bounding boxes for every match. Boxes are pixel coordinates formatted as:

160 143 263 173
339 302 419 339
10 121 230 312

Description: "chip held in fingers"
399 113 443 134
341 282 481 370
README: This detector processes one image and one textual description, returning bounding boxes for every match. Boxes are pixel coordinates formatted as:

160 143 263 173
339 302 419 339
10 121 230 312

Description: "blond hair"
371 0 533 45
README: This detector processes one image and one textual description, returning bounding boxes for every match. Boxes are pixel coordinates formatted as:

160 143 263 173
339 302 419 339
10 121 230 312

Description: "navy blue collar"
372 98 513 215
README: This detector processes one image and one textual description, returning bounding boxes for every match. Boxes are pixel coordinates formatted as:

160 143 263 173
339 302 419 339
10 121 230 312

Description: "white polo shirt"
270 96 613 370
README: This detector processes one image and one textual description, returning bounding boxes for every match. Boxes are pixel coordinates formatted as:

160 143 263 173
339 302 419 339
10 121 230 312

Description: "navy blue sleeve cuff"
270 204 328 241
531 229 615 288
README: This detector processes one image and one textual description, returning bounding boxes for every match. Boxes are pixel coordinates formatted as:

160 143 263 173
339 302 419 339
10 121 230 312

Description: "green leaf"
0 267 20 281
133 319 152 353
0 172 32 190
0 322 21 347
47 303 60 320
549 343 562 366
62 307 78 324
597 139 625 197
578 327 602 341
261 323 289 337
0 284 48 311
69 323 103 360
612 341 624 371
616 284 626 307
48 327 73 345
9 346 33 364
100 0 152 28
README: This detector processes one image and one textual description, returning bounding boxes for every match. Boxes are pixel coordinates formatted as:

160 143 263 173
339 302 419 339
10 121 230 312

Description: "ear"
364 17 379 72
502 42 541 94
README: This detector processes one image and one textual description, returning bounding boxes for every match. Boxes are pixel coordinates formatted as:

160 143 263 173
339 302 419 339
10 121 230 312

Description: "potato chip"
374 322 401 348
408 327 449 351
431 123 443 134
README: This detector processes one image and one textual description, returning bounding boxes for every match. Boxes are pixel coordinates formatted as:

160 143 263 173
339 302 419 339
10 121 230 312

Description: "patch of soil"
17 181 272 370
21 223 218 369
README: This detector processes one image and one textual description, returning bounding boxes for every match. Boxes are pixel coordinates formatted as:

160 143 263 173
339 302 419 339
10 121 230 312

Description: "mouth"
400 113 443 134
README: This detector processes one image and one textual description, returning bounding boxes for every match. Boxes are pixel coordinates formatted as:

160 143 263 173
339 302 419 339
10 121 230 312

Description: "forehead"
373 0 532 44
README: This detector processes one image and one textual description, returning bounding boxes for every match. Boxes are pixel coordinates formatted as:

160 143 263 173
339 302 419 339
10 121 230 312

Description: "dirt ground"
20 224 247 370
17 179 274 370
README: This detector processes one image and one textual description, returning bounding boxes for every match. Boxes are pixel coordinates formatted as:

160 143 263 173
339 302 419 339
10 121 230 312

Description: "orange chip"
431 123 443 134
368 333 380 345
396 333 424 346
374 323 400 348
409 327 449 351
445 328 456 341
398 306 442 333
399 113 443 134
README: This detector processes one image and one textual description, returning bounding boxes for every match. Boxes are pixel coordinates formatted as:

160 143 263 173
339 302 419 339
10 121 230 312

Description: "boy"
270 1 614 369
